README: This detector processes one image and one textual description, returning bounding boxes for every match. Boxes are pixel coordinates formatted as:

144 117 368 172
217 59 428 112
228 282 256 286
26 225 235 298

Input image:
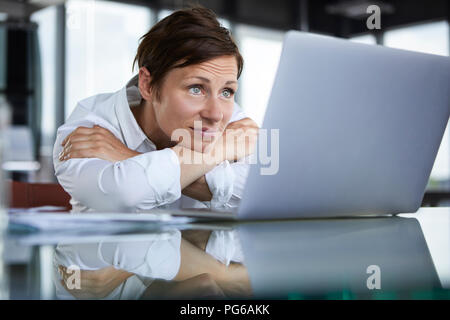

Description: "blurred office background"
0 0 449 205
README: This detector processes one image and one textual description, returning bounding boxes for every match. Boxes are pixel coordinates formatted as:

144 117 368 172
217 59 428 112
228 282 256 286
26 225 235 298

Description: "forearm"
173 238 227 283
55 149 182 211
171 145 218 190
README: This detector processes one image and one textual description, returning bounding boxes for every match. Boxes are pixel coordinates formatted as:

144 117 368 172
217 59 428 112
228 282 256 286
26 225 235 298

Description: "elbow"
96 161 181 210
55 159 181 212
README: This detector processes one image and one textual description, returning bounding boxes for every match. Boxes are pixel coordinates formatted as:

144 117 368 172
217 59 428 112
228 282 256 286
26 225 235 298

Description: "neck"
132 100 176 150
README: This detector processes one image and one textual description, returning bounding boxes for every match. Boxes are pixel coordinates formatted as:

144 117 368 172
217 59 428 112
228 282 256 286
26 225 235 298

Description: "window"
385 21 450 187
0 19 7 92
234 24 284 126
384 21 449 56
31 6 57 150
350 34 376 45
157 7 230 28
157 9 173 21
65 0 153 118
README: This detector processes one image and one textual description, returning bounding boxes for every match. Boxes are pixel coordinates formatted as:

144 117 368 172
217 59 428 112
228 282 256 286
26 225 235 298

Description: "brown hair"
133 6 243 100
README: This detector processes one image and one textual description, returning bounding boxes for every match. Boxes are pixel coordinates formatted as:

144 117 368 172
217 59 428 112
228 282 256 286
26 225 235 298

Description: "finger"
59 142 91 161
93 125 113 136
60 280 97 299
59 270 104 291
63 148 99 160
64 133 102 145
58 266 107 291
61 127 95 146
93 126 118 144
66 130 108 147
67 140 107 153
61 132 75 147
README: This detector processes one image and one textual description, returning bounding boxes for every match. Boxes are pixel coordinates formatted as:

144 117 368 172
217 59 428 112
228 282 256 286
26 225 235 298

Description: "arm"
54 116 221 212
181 117 258 203
57 120 256 209
59 235 251 299
181 176 212 201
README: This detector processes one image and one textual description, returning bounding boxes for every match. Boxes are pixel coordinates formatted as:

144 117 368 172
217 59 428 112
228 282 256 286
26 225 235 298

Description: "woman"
53 7 256 299
53 7 258 213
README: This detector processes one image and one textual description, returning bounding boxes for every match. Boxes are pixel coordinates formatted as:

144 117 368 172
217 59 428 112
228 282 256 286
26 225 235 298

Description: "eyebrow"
187 76 237 85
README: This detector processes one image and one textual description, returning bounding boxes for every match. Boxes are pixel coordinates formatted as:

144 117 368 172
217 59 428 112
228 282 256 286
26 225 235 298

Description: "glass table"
1 207 449 300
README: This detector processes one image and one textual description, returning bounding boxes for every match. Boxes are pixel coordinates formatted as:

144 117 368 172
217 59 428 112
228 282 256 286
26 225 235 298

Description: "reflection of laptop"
237 217 442 297
153 31 450 220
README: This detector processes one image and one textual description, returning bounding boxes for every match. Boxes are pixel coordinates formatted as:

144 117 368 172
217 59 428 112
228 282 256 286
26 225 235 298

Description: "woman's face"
152 55 238 152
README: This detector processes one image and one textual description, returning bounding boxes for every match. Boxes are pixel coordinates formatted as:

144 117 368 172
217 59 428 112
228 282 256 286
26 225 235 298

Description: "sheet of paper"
8 211 194 232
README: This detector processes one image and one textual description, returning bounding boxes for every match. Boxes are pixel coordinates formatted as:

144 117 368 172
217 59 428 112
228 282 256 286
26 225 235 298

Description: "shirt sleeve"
204 230 245 266
202 102 253 209
97 231 181 280
53 112 181 212
204 156 251 209
54 231 181 299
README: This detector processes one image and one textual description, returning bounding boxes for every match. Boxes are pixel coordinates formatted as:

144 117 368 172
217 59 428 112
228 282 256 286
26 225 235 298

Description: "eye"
221 88 235 99
189 86 202 95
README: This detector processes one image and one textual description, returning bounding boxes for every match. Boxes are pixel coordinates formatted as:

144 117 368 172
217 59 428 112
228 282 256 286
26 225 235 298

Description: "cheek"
223 102 234 123
158 94 198 134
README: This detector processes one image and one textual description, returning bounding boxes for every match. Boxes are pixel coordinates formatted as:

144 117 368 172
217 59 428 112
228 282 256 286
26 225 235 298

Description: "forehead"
175 56 238 80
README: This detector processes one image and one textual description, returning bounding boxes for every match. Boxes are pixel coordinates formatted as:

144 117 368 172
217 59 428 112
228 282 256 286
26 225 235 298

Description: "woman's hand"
59 125 140 162
209 117 259 163
58 265 134 299
180 118 259 201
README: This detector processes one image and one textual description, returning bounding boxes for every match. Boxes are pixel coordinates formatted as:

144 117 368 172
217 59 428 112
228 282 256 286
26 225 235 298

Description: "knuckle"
94 133 104 140
97 146 106 153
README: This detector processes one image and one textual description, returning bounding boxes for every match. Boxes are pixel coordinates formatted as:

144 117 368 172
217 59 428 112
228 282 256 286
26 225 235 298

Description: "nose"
199 97 223 124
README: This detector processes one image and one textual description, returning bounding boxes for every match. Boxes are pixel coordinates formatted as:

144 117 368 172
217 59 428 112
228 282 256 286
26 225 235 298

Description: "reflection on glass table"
3 208 450 300
54 228 250 299
239 216 442 299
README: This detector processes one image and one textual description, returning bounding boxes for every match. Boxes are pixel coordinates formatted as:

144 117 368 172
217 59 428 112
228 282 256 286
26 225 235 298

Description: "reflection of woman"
56 230 251 299
53 7 258 213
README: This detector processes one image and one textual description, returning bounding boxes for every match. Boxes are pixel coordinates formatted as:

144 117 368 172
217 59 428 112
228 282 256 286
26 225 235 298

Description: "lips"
189 127 218 138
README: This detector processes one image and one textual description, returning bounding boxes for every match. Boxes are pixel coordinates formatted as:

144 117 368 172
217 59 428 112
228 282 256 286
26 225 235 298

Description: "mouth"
189 127 219 139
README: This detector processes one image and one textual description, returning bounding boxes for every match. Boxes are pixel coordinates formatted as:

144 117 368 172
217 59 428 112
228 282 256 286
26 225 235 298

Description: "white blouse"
53 75 251 213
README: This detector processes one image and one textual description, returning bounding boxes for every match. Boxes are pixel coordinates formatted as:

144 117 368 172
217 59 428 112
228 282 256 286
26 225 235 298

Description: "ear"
138 66 153 101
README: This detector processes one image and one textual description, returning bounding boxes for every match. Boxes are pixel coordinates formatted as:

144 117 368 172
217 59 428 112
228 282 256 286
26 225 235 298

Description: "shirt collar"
115 75 156 150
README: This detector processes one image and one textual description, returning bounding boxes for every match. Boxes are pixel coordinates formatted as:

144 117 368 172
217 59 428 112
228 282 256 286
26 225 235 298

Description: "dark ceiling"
108 0 449 38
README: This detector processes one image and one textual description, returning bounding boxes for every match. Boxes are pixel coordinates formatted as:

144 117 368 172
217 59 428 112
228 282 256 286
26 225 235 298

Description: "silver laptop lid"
238 31 450 219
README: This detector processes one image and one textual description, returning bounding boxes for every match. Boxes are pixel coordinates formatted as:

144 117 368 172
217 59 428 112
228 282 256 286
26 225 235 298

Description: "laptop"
150 31 450 220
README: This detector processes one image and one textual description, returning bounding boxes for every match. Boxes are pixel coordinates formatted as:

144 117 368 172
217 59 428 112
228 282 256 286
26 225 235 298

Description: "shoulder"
59 90 123 135
53 90 125 161
66 91 119 124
